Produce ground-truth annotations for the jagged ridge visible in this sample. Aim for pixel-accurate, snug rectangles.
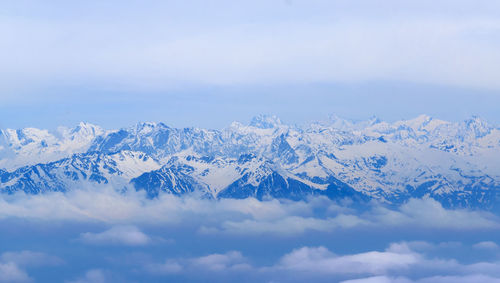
[0,115,499,208]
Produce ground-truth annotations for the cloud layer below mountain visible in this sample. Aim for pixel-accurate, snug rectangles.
[1,188,500,282]
[0,187,498,233]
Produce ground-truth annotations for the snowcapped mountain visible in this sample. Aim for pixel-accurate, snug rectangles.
[0,122,105,169]
[0,151,159,194]
[0,115,499,208]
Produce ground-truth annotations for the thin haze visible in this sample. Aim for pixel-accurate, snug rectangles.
[1,0,500,129]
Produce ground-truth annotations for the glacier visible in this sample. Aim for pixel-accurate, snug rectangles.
[0,114,499,209]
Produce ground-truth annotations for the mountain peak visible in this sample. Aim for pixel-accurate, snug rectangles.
[367,115,382,125]
[60,122,105,140]
[396,114,433,131]
[327,114,351,128]
[133,122,169,134]
[326,114,381,131]
[74,121,102,132]
[1,115,500,208]
[408,114,432,124]
[249,115,282,129]
[463,116,491,137]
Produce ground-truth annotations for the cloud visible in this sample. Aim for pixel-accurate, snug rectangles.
[144,260,183,275]
[341,275,500,283]
[371,198,500,229]
[0,187,312,225]
[414,275,500,283]
[269,242,500,282]
[275,246,419,275]
[202,198,500,235]
[0,250,62,283]
[0,239,497,282]
[66,269,107,283]
[191,251,251,271]
[207,214,369,236]
[0,251,63,267]
[341,276,410,283]
[473,241,500,250]
[0,262,31,283]
[144,251,251,276]
[0,189,498,237]
[138,241,500,282]
[78,226,151,246]
[1,188,500,282]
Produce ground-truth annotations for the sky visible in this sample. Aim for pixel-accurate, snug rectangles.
[3,3,500,281]
[2,0,500,129]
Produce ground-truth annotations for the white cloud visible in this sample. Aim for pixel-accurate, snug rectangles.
[203,198,500,235]
[0,189,498,236]
[276,246,419,275]
[0,251,63,267]
[209,214,368,236]
[342,275,500,283]
[1,190,500,281]
[139,241,500,281]
[0,250,61,283]
[415,275,500,283]
[144,251,251,276]
[191,251,251,271]
[0,262,31,283]
[66,269,107,283]
[144,260,183,275]
[271,242,500,281]
[341,276,411,283]
[78,225,150,246]
[473,241,500,250]
[0,187,312,225]
[372,198,500,229]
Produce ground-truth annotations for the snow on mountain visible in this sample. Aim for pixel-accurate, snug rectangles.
[0,150,160,194]
[57,122,105,151]
[89,122,224,161]
[0,115,499,208]
[249,114,283,129]
[0,122,104,169]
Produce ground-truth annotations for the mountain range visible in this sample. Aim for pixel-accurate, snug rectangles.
[1,114,499,208]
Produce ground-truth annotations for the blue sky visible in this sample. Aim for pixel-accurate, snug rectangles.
[2,0,500,129]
